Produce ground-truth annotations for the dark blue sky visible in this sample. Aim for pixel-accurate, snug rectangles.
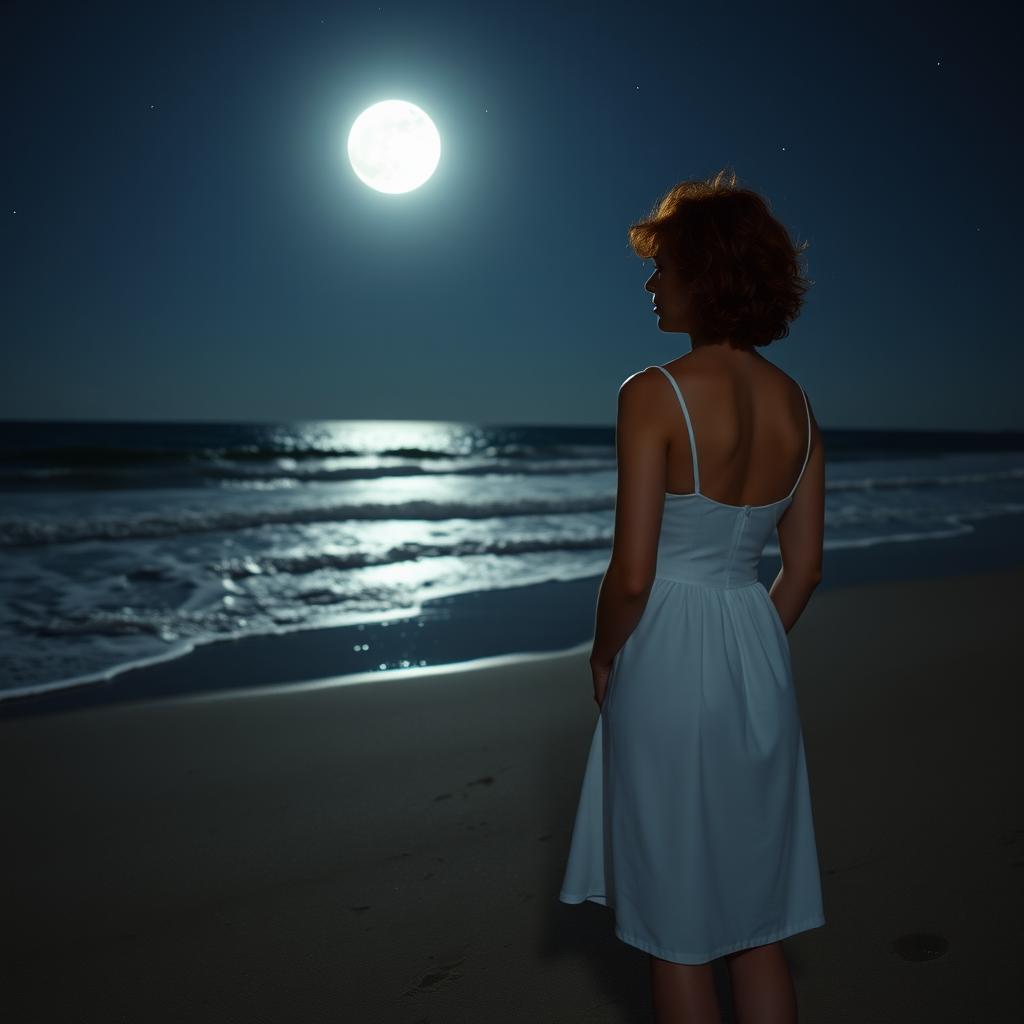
[4,2,1019,430]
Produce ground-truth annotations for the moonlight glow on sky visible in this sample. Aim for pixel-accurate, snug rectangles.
[2,3,1019,428]
[347,99,441,194]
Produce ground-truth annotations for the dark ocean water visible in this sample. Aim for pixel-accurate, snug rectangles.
[2,418,1023,707]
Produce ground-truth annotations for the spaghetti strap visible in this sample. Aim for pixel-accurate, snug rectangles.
[786,384,812,500]
[650,365,701,494]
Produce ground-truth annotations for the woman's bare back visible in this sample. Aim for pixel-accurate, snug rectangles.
[655,350,814,508]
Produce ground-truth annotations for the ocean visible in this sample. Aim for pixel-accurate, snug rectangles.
[2,418,1024,711]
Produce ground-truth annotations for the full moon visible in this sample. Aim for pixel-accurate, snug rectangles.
[347,100,441,194]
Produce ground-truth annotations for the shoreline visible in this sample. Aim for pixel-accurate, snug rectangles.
[5,503,1024,717]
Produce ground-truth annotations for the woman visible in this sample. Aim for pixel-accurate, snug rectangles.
[558,168,827,1024]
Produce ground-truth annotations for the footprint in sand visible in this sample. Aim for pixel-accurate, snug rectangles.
[404,955,467,996]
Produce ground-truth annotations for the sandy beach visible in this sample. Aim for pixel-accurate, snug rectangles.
[2,566,1022,1023]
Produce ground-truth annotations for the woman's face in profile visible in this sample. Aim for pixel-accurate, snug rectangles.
[643,255,689,333]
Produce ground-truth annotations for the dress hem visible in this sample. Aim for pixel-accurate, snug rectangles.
[558,891,825,964]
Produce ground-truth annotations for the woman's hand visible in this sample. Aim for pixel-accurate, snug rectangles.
[590,655,614,709]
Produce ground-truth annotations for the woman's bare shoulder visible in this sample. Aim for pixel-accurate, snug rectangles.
[618,365,666,392]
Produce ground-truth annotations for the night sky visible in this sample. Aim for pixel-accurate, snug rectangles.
[4,2,1019,430]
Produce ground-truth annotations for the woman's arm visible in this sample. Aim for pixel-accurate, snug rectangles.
[590,369,666,665]
[590,564,651,666]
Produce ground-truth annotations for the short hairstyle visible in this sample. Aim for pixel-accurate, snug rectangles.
[627,167,813,348]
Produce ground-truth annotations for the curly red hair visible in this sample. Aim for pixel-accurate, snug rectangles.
[627,167,813,348]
